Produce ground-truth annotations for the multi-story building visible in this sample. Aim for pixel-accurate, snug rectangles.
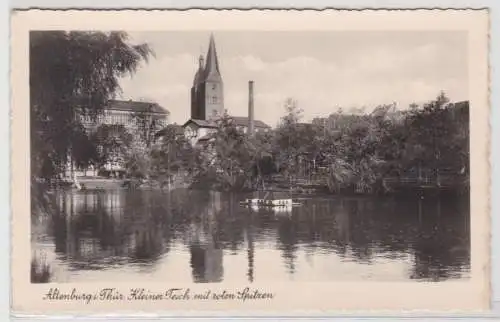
[72,99,169,176]
[80,99,169,132]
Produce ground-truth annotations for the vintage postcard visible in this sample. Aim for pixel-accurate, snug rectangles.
[11,8,490,316]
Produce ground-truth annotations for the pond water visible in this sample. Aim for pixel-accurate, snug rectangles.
[31,188,470,283]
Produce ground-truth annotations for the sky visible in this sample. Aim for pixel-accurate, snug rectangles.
[118,31,468,127]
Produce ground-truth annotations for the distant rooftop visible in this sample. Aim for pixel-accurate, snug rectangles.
[182,119,219,129]
[182,116,270,129]
[155,124,184,138]
[229,116,270,129]
[106,99,169,115]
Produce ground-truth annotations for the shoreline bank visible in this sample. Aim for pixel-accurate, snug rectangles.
[43,176,469,198]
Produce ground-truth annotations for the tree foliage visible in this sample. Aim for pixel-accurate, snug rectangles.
[31,31,153,218]
[184,93,468,194]
[90,124,133,171]
[119,92,469,195]
[149,124,195,186]
[30,31,154,180]
[131,105,167,149]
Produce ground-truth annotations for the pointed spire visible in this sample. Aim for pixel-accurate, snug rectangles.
[204,33,222,81]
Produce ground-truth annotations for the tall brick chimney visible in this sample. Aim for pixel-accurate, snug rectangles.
[248,80,255,136]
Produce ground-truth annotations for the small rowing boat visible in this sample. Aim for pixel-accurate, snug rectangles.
[239,190,302,209]
[240,198,301,208]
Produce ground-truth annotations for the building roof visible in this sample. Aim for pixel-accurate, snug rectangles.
[192,34,222,86]
[182,116,271,129]
[106,99,169,115]
[182,118,219,129]
[229,116,270,129]
[203,34,222,82]
[155,124,185,138]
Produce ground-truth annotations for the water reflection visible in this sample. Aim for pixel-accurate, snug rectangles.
[33,189,470,283]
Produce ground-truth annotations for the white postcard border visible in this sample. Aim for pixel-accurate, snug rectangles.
[10,8,491,315]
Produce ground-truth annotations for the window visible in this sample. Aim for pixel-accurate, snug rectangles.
[212,84,216,90]
[212,96,217,104]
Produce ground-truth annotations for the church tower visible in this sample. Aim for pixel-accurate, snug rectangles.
[190,34,224,120]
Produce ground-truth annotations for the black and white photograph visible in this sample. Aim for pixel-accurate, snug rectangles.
[11,9,490,313]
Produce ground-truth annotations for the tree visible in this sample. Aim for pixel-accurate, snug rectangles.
[281,98,303,125]
[250,130,276,186]
[31,31,153,217]
[71,124,99,174]
[212,115,256,190]
[131,104,168,149]
[150,124,195,187]
[403,92,455,179]
[273,98,305,181]
[90,124,133,172]
[189,113,262,190]
[30,31,154,181]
